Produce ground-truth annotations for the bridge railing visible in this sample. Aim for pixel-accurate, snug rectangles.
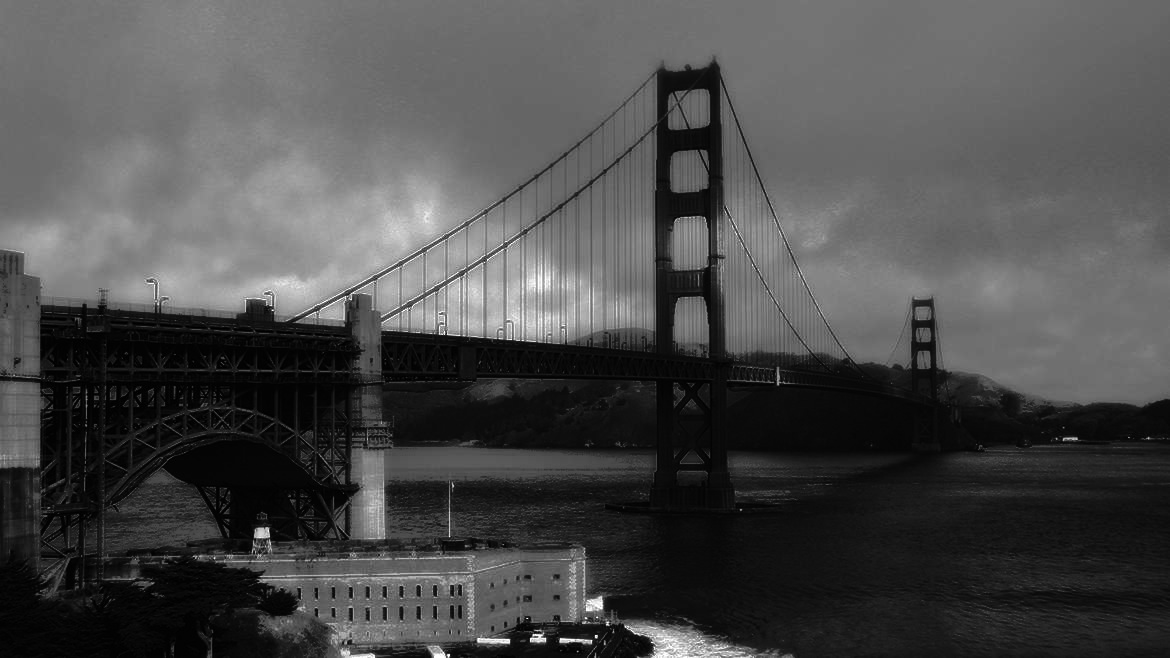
[41,297,346,326]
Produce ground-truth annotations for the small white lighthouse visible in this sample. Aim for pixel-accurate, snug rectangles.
[251,512,272,557]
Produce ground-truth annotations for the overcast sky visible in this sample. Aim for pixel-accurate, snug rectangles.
[2,0,1167,405]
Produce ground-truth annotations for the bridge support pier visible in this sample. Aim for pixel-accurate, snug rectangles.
[0,250,41,567]
[346,294,387,540]
[650,372,735,510]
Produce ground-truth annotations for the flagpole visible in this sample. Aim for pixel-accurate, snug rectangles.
[447,480,453,538]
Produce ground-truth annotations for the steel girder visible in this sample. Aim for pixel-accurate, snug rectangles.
[196,485,350,541]
[39,306,361,554]
[380,332,718,381]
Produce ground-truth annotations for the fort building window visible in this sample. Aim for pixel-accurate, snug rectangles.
[330,608,336,619]
[399,606,404,621]
[523,574,532,581]
[314,608,319,617]
[399,586,405,598]
[348,587,354,599]
[432,605,438,620]
[382,586,388,598]
[553,594,561,601]
[553,615,561,622]
[365,586,371,599]
[432,584,439,597]
[382,607,388,621]
[450,584,455,597]
[365,608,371,622]
[449,605,455,619]
[458,584,464,596]
[416,606,422,620]
[296,587,302,599]
[522,595,532,602]
[314,587,319,600]
[490,604,495,611]
[552,574,560,581]
[416,585,422,597]
[347,608,354,622]
[458,605,463,619]
[331,587,336,599]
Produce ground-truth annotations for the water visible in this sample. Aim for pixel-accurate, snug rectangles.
[105,444,1170,656]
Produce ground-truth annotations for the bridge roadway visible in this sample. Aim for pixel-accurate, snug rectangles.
[41,303,925,403]
[35,302,928,553]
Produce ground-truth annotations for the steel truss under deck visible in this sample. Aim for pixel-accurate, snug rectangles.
[39,305,361,562]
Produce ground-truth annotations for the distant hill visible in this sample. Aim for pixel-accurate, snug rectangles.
[382,360,1170,449]
[940,369,1074,411]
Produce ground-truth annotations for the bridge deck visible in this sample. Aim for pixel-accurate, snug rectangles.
[39,306,927,403]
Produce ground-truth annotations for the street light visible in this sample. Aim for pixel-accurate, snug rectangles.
[263,289,275,312]
[158,296,170,311]
[437,311,447,335]
[144,277,159,311]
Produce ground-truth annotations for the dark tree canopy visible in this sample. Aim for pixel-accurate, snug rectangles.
[258,587,301,616]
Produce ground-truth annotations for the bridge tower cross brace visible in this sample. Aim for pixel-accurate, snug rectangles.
[650,63,735,510]
[910,297,942,451]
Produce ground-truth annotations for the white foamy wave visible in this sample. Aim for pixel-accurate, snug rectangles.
[624,619,794,658]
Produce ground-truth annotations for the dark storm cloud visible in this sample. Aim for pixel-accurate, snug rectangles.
[1,0,1167,403]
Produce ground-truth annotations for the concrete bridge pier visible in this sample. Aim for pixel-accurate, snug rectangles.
[1,250,41,566]
[345,294,387,540]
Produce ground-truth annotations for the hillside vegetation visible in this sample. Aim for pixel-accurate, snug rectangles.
[385,363,1169,449]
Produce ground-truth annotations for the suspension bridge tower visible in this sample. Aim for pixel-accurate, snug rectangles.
[910,297,941,451]
[650,63,736,510]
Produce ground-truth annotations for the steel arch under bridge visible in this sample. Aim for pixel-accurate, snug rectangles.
[40,403,356,553]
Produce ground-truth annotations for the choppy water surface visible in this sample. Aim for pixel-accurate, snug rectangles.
[109,445,1170,656]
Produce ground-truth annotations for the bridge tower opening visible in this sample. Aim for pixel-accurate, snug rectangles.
[650,63,735,510]
[910,297,941,452]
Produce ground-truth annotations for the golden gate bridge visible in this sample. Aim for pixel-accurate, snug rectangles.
[0,62,948,578]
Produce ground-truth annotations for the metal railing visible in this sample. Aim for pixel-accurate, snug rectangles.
[40,296,345,326]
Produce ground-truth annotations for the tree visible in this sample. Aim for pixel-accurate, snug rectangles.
[258,587,301,616]
[0,558,46,654]
[0,559,121,658]
[139,556,268,658]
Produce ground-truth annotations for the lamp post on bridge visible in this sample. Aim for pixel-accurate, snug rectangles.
[263,289,275,313]
[158,295,170,312]
[144,276,159,313]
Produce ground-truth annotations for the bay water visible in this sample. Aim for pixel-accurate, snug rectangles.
[105,444,1170,656]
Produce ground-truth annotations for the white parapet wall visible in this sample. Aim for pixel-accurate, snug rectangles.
[0,250,41,566]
